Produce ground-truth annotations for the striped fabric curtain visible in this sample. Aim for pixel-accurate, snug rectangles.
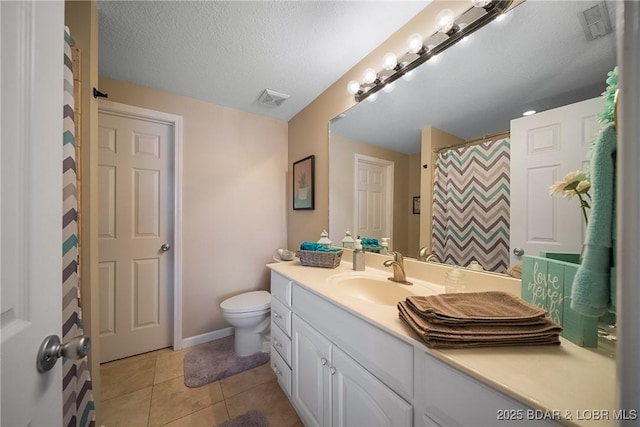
[431,139,510,273]
[63,26,95,427]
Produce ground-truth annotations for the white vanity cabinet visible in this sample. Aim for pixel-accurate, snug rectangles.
[414,352,560,427]
[269,264,613,427]
[292,314,413,427]
[271,270,413,427]
[269,272,293,397]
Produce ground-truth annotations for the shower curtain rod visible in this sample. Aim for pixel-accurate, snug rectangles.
[436,129,510,153]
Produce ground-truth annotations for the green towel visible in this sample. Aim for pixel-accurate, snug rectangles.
[299,242,341,252]
[571,123,616,317]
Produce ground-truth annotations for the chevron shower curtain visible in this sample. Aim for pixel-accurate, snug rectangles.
[63,27,95,427]
[431,139,510,273]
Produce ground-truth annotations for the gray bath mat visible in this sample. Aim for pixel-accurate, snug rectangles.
[184,336,269,387]
[218,410,270,427]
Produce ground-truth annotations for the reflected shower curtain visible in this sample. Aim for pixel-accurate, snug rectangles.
[431,139,510,273]
[63,26,95,427]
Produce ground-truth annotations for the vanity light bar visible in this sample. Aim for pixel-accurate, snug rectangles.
[352,0,514,103]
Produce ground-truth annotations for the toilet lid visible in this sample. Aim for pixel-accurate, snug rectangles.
[220,290,271,313]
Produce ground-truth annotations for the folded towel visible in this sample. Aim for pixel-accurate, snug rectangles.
[299,242,341,252]
[571,123,617,317]
[398,302,559,337]
[398,302,560,339]
[398,301,561,349]
[360,238,379,247]
[405,292,547,325]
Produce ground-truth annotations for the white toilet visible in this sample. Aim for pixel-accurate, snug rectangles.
[220,291,271,356]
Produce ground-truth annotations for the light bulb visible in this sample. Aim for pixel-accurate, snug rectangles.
[363,68,377,84]
[471,0,491,7]
[382,53,397,71]
[347,80,360,95]
[402,70,415,81]
[435,8,456,34]
[522,110,536,116]
[382,81,395,93]
[407,33,423,54]
[367,92,378,102]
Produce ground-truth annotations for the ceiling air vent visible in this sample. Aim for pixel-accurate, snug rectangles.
[578,2,612,41]
[257,89,290,108]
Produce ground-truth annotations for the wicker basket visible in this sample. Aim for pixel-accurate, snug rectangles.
[296,249,343,268]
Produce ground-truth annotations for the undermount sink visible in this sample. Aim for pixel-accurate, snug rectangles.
[327,273,444,306]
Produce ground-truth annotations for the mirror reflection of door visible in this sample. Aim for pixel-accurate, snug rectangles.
[354,154,394,247]
[510,97,603,266]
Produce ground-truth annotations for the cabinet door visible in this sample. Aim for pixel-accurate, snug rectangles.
[332,347,412,427]
[292,315,332,427]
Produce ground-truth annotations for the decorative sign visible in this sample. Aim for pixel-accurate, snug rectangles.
[521,253,598,347]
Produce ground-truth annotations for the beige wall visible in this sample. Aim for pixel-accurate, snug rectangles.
[287,1,471,249]
[407,152,422,257]
[99,78,288,339]
[65,0,101,415]
[419,126,465,251]
[329,133,410,254]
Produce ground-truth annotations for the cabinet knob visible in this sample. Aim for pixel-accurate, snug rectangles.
[273,338,282,348]
[320,357,327,366]
[272,364,282,376]
[329,366,336,375]
[273,312,283,319]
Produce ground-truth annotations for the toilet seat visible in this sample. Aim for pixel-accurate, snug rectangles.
[220,290,271,314]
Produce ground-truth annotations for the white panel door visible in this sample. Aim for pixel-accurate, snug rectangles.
[510,97,603,265]
[98,110,173,362]
[1,1,65,425]
[355,155,393,243]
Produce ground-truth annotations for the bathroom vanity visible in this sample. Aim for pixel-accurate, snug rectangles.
[268,260,616,427]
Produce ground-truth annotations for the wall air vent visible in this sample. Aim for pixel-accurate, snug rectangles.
[578,2,612,41]
[257,89,290,108]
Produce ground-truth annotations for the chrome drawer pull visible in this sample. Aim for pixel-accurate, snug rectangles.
[320,357,327,366]
[273,338,283,348]
[273,312,283,319]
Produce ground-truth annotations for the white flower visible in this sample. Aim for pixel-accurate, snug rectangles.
[549,170,591,225]
[548,170,588,196]
[576,180,590,194]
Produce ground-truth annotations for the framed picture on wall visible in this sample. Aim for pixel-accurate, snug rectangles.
[413,196,421,214]
[293,155,315,210]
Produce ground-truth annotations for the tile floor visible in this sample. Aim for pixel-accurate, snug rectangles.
[100,344,302,427]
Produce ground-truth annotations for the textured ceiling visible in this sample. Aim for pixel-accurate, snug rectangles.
[97,0,430,121]
[331,0,617,154]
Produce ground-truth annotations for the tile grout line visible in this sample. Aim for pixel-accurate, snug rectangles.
[147,352,159,427]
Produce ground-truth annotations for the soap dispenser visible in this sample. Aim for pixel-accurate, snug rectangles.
[380,237,390,255]
[353,239,365,271]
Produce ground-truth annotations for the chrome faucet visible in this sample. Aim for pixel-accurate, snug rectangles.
[383,252,412,285]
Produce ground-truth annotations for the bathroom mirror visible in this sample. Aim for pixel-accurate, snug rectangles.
[329,0,616,270]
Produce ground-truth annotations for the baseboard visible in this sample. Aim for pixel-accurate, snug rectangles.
[180,327,234,349]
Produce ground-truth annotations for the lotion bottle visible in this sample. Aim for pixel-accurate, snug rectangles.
[353,239,365,271]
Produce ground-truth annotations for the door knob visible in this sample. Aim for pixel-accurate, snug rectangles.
[160,243,171,252]
[513,247,525,257]
[37,335,90,373]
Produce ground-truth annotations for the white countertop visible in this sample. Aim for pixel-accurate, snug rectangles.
[267,260,617,427]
